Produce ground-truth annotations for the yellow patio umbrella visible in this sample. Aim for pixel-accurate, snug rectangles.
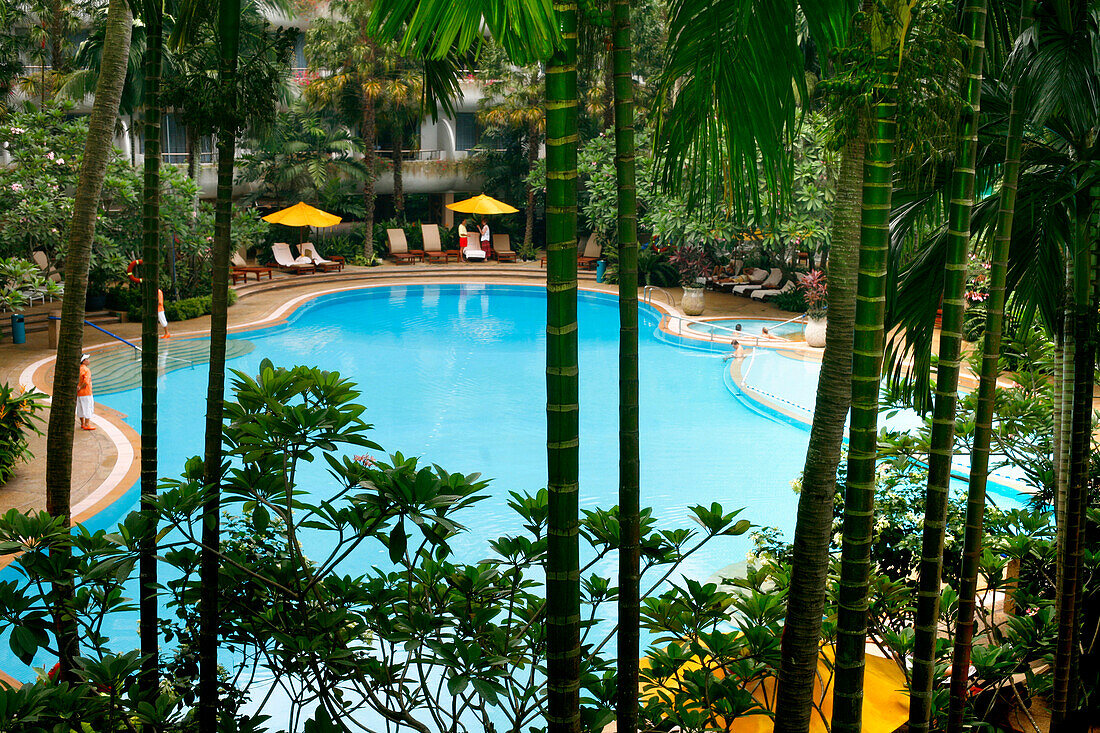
[445,193,519,215]
[262,201,343,228]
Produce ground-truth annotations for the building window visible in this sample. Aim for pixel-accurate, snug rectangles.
[294,34,307,71]
[197,135,214,164]
[162,114,188,164]
[455,112,478,152]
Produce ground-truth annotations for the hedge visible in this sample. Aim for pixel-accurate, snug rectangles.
[127,289,238,323]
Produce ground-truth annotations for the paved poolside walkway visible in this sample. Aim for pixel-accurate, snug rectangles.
[0,261,795,514]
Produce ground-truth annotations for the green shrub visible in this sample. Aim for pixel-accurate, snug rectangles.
[0,384,46,484]
[637,248,678,287]
[126,289,238,323]
[771,288,808,313]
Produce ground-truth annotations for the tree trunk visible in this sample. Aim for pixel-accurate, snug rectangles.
[545,3,581,731]
[1050,190,1096,733]
[139,0,163,703]
[602,31,614,131]
[774,131,863,733]
[612,1,639,731]
[910,3,989,729]
[392,122,405,218]
[186,125,198,180]
[524,121,539,249]
[43,0,131,682]
[361,94,377,258]
[199,0,240,727]
[946,5,1030,729]
[832,85,897,733]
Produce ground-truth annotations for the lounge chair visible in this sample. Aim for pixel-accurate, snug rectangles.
[421,226,449,264]
[300,242,344,272]
[32,251,62,284]
[461,234,487,261]
[576,235,602,269]
[492,234,517,262]
[732,267,782,296]
[751,279,795,300]
[31,251,62,302]
[387,229,421,264]
[707,260,743,290]
[271,243,316,274]
[422,224,458,263]
[230,251,274,284]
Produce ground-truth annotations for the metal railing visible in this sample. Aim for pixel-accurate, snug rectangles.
[48,316,195,368]
[642,286,675,307]
[664,312,807,350]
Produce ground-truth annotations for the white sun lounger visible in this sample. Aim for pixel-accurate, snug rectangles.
[732,267,782,295]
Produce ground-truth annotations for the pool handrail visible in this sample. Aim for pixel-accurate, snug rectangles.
[48,315,195,368]
[643,285,675,307]
[666,314,775,349]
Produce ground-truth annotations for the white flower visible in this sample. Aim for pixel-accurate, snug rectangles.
[55,158,65,165]
[46,151,54,160]
[10,183,22,192]
[9,127,25,135]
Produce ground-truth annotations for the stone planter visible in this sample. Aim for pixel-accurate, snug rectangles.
[804,316,827,348]
[681,286,705,316]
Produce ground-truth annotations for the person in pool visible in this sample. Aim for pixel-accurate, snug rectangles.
[723,339,746,361]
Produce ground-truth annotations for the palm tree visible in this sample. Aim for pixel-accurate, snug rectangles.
[832,85,899,733]
[198,0,241,726]
[42,0,132,680]
[654,3,858,730]
[376,58,422,218]
[237,103,367,204]
[775,131,862,733]
[908,2,989,729]
[543,4,581,730]
[304,5,384,256]
[611,0,640,731]
[479,64,544,250]
[945,4,1033,731]
[138,0,163,702]
[888,5,1098,724]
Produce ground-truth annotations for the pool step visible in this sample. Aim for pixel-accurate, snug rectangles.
[75,338,256,396]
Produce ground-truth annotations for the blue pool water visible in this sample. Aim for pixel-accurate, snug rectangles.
[1,284,1027,686]
[0,284,820,678]
[683,318,805,339]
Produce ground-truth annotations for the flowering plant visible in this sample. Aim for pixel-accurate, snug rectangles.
[667,243,714,287]
[964,253,990,304]
[798,269,828,318]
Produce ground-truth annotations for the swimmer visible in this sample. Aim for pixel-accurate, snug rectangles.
[723,339,746,361]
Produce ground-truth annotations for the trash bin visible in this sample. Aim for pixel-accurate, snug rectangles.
[596,260,607,283]
[10,313,25,344]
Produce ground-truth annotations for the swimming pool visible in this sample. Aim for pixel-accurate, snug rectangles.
[2,283,1027,686]
[683,318,805,340]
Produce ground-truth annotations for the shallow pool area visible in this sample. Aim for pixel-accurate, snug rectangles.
[683,317,806,340]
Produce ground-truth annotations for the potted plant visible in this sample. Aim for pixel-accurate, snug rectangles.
[799,269,828,347]
[668,243,713,315]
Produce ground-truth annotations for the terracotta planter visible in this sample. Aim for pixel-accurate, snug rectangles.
[681,286,705,316]
[804,316,827,348]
